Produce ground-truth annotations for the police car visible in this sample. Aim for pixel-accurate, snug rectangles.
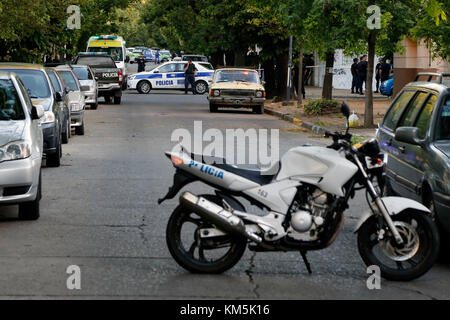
[127,61,214,94]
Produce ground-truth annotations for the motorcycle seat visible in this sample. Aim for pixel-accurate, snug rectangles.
[190,152,279,185]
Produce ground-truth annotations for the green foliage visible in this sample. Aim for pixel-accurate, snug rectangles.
[0,0,135,62]
[304,99,340,115]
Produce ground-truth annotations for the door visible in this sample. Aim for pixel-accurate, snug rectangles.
[392,91,432,199]
[154,63,178,89]
[379,89,416,196]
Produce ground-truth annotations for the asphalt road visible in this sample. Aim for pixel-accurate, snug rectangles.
[0,87,449,299]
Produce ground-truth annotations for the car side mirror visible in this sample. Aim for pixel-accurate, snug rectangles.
[55,92,63,102]
[31,105,45,120]
[80,85,90,92]
[395,127,422,146]
[154,70,159,73]
[126,56,130,63]
[95,77,99,81]
[261,80,266,86]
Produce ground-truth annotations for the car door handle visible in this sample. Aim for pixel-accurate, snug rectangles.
[399,146,406,153]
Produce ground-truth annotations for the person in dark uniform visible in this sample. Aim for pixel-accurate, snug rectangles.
[351,58,359,94]
[184,59,197,94]
[137,53,146,73]
[357,55,368,95]
[380,59,392,82]
[375,58,383,93]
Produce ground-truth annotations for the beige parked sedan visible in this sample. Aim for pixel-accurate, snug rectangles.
[207,68,266,114]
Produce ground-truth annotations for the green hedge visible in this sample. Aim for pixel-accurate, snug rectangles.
[304,99,340,115]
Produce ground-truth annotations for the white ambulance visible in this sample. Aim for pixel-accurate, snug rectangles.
[86,35,129,89]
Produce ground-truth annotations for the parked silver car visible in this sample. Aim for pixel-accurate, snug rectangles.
[0,71,44,220]
[55,65,86,135]
[72,65,98,110]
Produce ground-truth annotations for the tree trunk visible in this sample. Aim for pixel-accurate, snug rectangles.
[298,46,304,105]
[322,51,334,100]
[365,30,376,127]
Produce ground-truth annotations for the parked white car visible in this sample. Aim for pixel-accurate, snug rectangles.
[0,71,44,220]
[127,61,214,95]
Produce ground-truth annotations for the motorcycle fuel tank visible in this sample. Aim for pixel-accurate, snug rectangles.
[276,146,358,197]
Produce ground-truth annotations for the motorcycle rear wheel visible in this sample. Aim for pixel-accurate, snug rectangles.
[357,210,440,281]
[166,195,247,274]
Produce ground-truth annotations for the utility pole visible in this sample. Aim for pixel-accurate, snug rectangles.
[286,35,293,102]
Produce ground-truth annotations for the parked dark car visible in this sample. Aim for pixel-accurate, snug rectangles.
[377,72,450,240]
[0,63,64,167]
[72,53,122,104]
[46,68,71,144]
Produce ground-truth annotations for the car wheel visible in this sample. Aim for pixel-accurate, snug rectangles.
[137,81,151,94]
[114,96,122,105]
[90,102,98,110]
[195,81,207,95]
[209,103,218,113]
[75,121,85,136]
[62,118,69,144]
[46,132,61,167]
[18,170,41,221]
[104,95,112,104]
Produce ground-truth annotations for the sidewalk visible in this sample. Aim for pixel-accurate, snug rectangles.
[265,87,392,139]
[303,86,389,100]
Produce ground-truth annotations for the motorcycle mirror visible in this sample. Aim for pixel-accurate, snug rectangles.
[341,102,350,119]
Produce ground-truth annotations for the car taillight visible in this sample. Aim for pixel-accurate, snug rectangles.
[119,69,123,83]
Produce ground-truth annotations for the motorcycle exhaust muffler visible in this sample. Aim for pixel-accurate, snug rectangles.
[180,192,262,243]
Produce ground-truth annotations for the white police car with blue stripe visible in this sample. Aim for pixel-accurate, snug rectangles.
[127,61,214,95]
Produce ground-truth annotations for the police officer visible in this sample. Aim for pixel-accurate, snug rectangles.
[184,59,197,94]
[137,53,146,73]
[375,58,383,93]
[351,58,359,94]
[357,55,368,95]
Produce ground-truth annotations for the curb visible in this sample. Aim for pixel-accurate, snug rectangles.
[264,107,328,135]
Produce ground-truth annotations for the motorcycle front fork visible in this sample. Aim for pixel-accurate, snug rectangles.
[352,154,404,244]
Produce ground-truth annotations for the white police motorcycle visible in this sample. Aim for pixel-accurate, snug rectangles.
[159,103,440,281]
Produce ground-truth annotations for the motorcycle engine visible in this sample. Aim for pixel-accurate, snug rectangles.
[288,189,330,241]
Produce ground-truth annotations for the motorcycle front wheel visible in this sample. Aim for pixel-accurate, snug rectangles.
[357,210,440,281]
[166,195,247,274]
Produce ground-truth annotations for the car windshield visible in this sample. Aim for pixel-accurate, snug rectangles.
[436,96,450,141]
[160,51,170,56]
[2,69,51,99]
[77,56,116,68]
[58,71,79,91]
[0,79,25,121]
[214,70,259,83]
[87,47,123,61]
[73,67,92,80]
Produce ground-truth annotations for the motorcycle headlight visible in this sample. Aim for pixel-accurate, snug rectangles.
[70,103,82,112]
[41,111,55,124]
[256,91,264,98]
[0,141,31,162]
[213,90,220,97]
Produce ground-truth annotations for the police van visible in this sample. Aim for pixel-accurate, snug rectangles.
[87,35,129,89]
[127,61,214,94]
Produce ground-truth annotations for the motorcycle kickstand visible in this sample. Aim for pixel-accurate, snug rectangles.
[300,250,312,274]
